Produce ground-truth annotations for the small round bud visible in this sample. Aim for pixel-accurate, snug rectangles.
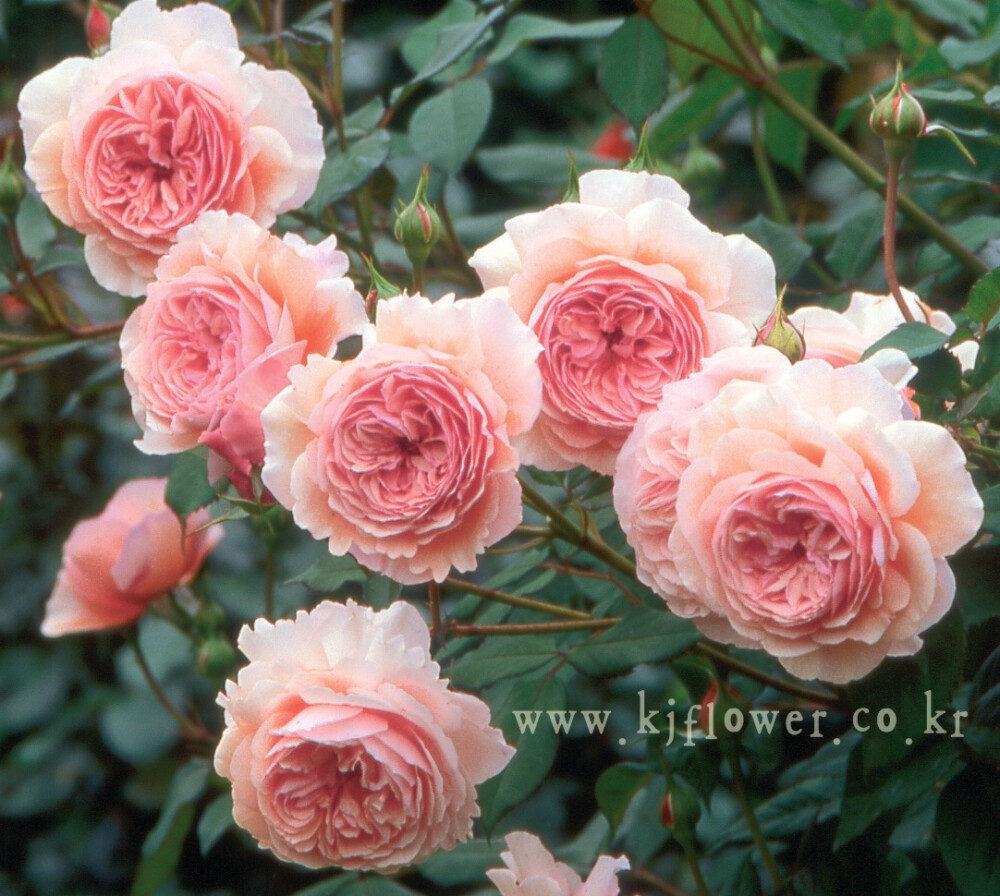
[198,637,237,681]
[869,62,926,161]
[394,166,441,270]
[754,291,805,363]
[661,783,701,849]
[85,0,117,53]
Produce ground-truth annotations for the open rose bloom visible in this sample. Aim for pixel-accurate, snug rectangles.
[469,169,777,473]
[42,478,221,636]
[214,600,513,870]
[488,831,630,896]
[616,348,983,683]
[121,211,366,496]
[18,0,323,295]
[262,292,542,584]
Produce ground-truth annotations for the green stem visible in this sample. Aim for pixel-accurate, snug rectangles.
[728,751,787,893]
[681,844,712,896]
[518,474,638,579]
[674,0,988,278]
[443,576,593,620]
[883,156,916,322]
[448,618,616,636]
[128,635,208,739]
[695,642,842,707]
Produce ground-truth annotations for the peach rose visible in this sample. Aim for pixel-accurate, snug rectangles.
[120,211,366,497]
[469,169,777,473]
[214,599,514,870]
[487,832,630,896]
[616,353,983,683]
[791,287,977,370]
[18,0,323,296]
[42,478,221,636]
[261,292,541,584]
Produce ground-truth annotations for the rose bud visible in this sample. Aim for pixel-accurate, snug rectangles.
[394,166,441,269]
[869,61,926,161]
[754,291,805,363]
[85,0,117,52]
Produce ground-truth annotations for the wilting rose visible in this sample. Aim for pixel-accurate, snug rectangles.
[42,478,221,636]
[120,211,366,497]
[617,353,982,683]
[791,287,977,370]
[18,0,323,295]
[487,831,630,896]
[469,168,777,473]
[262,292,541,584]
[214,600,513,870]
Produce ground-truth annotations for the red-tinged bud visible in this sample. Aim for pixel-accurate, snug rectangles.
[394,165,441,270]
[698,681,719,733]
[1,293,29,325]
[754,289,805,363]
[869,61,926,161]
[661,783,701,850]
[659,790,674,829]
[86,0,118,53]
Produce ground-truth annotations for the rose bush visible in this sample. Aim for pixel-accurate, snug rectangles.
[42,477,221,635]
[261,291,541,584]
[214,599,513,870]
[487,831,630,896]
[616,349,983,683]
[120,210,366,496]
[17,0,323,295]
[469,168,777,474]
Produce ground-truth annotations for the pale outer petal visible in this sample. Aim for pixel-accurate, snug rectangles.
[469,233,522,291]
[18,57,90,151]
[578,168,690,216]
[110,0,240,56]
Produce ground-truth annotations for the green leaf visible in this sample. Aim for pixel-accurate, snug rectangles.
[740,215,813,280]
[408,80,492,174]
[400,0,477,76]
[165,452,216,519]
[289,555,368,593]
[968,328,1000,389]
[309,130,391,213]
[197,792,234,856]
[0,370,13,404]
[966,266,1000,325]
[918,216,1000,275]
[650,68,739,156]
[910,348,962,400]
[720,855,763,896]
[936,764,1000,896]
[15,194,56,260]
[364,572,402,611]
[131,759,208,896]
[476,676,566,832]
[909,0,985,31]
[940,24,1000,70]
[446,635,559,690]
[595,762,654,832]
[825,193,883,279]
[564,607,699,677]
[755,0,847,67]
[419,838,502,885]
[476,144,604,186]
[646,0,747,84]
[597,16,670,130]
[338,878,422,896]
[489,14,623,63]
[98,692,179,764]
[860,321,949,361]
[764,67,822,175]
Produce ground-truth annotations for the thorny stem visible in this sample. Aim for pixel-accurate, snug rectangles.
[883,157,916,322]
[443,576,593,621]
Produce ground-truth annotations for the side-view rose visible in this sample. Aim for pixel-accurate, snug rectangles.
[214,600,514,870]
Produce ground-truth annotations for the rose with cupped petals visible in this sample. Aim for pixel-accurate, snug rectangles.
[616,351,983,683]
[469,169,777,474]
[42,478,221,636]
[214,599,514,870]
[487,831,630,896]
[120,211,366,497]
[18,0,323,296]
[262,292,541,584]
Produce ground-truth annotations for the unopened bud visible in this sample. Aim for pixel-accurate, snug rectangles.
[661,783,701,849]
[198,637,237,681]
[754,290,805,363]
[0,140,25,221]
[869,61,926,161]
[394,165,441,269]
[85,0,117,53]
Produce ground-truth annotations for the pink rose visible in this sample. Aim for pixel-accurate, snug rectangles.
[469,169,777,474]
[18,0,323,296]
[261,292,541,584]
[214,599,514,870]
[42,478,221,636]
[616,352,983,683]
[120,211,366,498]
[791,288,977,370]
[487,832,630,896]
